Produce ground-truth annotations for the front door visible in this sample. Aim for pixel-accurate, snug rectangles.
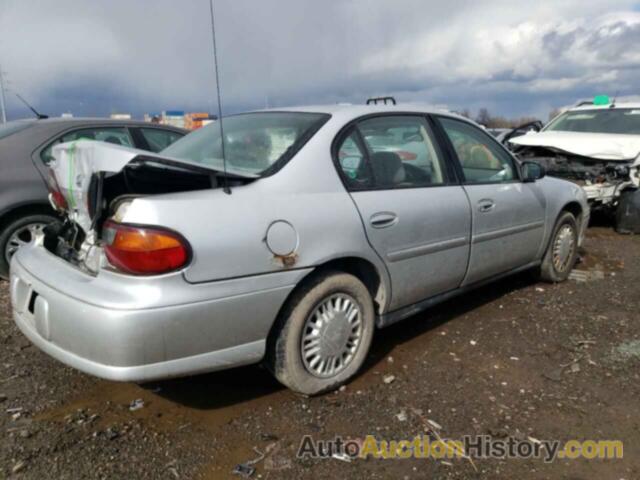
[335,115,471,311]
[436,116,546,285]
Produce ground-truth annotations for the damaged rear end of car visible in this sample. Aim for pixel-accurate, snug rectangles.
[9,141,270,382]
[43,140,253,276]
[9,111,332,383]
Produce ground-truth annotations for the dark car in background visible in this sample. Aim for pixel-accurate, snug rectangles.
[0,118,186,278]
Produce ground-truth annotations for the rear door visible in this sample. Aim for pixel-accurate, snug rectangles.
[335,115,471,311]
[435,116,546,285]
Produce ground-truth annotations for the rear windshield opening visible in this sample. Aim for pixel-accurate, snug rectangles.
[160,111,330,177]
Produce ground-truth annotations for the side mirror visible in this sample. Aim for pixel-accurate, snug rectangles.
[521,161,545,182]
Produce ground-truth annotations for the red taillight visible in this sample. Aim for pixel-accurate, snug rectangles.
[103,221,190,275]
[47,171,68,211]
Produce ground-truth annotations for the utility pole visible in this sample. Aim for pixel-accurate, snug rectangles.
[0,64,6,123]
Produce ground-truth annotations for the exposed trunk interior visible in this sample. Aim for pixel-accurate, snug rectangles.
[98,159,254,228]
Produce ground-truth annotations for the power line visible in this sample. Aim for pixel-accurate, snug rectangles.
[0,64,7,123]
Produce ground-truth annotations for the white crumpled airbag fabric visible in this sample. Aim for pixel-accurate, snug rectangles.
[49,140,139,233]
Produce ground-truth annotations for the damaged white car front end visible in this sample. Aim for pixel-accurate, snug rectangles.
[509,103,640,232]
[511,130,640,207]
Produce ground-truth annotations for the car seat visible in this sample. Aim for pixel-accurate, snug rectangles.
[370,151,406,187]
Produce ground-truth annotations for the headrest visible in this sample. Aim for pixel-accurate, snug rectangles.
[370,151,406,186]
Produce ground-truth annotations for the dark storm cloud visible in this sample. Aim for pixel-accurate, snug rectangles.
[0,0,639,120]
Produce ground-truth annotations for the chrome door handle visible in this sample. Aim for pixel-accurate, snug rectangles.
[370,212,398,229]
[477,199,495,213]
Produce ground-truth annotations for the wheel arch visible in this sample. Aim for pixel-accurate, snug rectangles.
[0,201,58,278]
[0,201,56,233]
[560,201,583,223]
[309,256,387,314]
[539,200,584,263]
[265,256,388,360]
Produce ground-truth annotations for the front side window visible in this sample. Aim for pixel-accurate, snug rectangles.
[336,115,446,190]
[138,128,183,152]
[41,127,133,164]
[545,108,640,135]
[161,112,330,177]
[439,117,516,184]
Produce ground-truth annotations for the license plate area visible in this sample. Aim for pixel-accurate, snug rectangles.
[11,277,50,340]
[28,291,39,315]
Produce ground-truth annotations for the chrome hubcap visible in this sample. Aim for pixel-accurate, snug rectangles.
[301,293,363,378]
[552,224,576,272]
[4,222,47,264]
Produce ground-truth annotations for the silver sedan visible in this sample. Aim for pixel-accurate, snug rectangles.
[10,104,589,395]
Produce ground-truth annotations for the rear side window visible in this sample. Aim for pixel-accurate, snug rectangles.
[161,112,330,177]
[41,127,134,164]
[336,115,447,190]
[438,117,516,184]
[138,128,183,153]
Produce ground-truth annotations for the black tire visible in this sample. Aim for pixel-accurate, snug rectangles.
[538,211,578,283]
[615,189,640,234]
[0,213,58,280]
[267,271,375,395]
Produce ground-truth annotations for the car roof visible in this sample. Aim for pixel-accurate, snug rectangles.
[5,117,187,131]
[245,103,474,126]
[0,118,189,155]
[569,102,640,111]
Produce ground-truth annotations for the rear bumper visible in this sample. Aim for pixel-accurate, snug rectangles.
[10,246,310,382]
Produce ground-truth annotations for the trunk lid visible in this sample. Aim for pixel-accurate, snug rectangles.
[49,140,252,234]
[46,140,254,273]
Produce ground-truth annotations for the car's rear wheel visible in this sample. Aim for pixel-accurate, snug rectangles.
[538,211,578,283]
[0,213,57,280]
[268,271,375,395]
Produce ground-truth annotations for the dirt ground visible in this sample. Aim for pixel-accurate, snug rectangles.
[1,227,639,479]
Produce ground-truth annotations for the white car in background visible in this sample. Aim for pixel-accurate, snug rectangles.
[510,98,640,232]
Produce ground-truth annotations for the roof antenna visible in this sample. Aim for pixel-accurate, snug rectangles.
[208,0,230,194]
[15,93,48,119]
[610,89,619,108]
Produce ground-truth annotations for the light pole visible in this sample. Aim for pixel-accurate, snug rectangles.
[0,64,6,123]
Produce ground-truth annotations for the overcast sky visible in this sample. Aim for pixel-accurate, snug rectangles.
[1,0,639,121]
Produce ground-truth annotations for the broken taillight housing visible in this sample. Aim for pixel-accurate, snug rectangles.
[102,221,190,275]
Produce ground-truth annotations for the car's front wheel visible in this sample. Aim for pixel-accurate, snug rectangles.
[538,211,579,283]
[268,271,375,395]
[0,213,58,280]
